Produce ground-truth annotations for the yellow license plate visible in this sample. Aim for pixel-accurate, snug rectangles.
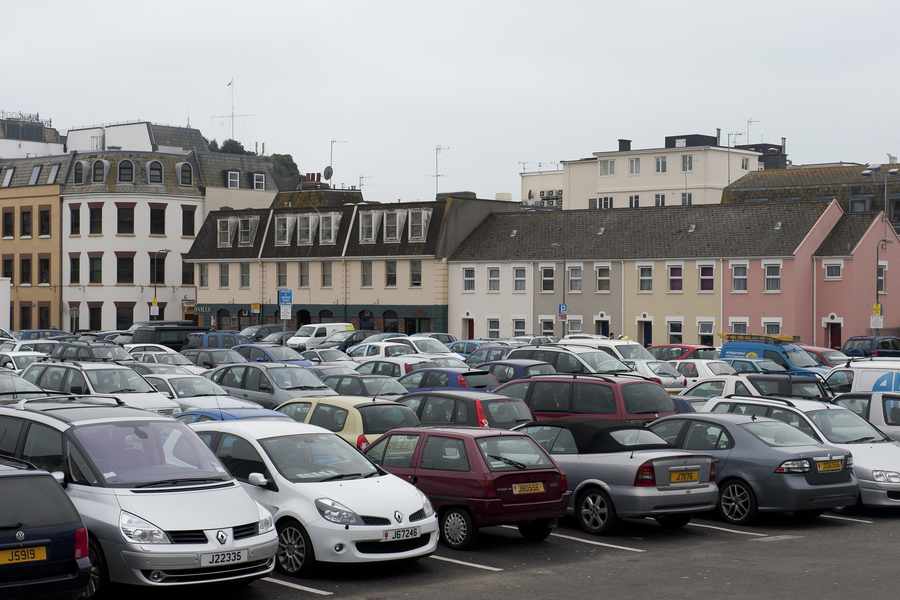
[670,470,700,483]
[512,482,545,495]
[817,459,843,473]
[1,546,47,564]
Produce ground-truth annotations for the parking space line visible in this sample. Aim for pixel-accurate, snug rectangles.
[430,555,504,572]
[687,522,768,537]
[822,514,874,524]
[262,577,334,596]
[548,531,647,553]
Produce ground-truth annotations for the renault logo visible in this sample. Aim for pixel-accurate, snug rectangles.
[15,531,24,541]
[216,530,227,545]
[394,511,403,524]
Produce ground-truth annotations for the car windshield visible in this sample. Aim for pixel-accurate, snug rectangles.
[808,409,890,443]
[211,350,246,365]
[170,377,226,398]
[0,474,81,526]
[695,349,719,359]
[623,382,676,413]
[262,333,288,343]
[239,326,260,337]
[743,421,819,447]
[358,404,420,433]
[483,399,533,428]
[579,351,630,373]
[294,325,317,337]
[0,373,44,396]
[757,360,787,372]
[820,351,849,367]
[647,361,679,377]
[708,362,736,375]
[326,330,356,342]
[785,348,819,368]
[85,369,155,393]
[318,349,350,361]
[268,367,328,390]
[477,435,553,471]
[73,421,229,487]
[260,433,377,482]
[526,363,556,376]
[156,354,193,366]
[265,346,303,361]
[617,344,654,360]
[361,379,408,396]
[92,346,131,360]
[12,355,43,370]
[791,382,825,399]
[411,338,451,353]
[609,429,670,447]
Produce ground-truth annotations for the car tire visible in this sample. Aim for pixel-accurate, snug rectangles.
[81,537,108,599]
[517,519,554,542]
[276,519,315,576]
[440,508,476,550]
[576,487,619,535]
[718,479,758,525]
[655,514,691,530]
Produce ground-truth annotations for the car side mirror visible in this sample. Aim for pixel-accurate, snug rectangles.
[51,471,67,487]
[70,387,84,395]
[248,472,269,488]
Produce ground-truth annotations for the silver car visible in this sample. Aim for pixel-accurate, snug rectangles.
[630,360,686,392]
[142,373,261,412]
[206,362,336,409]
[517,422,718,534]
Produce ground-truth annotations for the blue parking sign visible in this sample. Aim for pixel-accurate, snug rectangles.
[558,303,567,316]
[278,288,292,306]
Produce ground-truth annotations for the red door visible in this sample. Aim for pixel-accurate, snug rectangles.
[828,323,842,350]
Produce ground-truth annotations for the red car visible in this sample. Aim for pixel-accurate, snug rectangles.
[366,427,568,549]
[798,344,850,367]
[648,344,718,361]
[493,374,677,423]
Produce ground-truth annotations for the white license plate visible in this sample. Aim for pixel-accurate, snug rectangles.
[201,549,247,567]
[382,527,420,542]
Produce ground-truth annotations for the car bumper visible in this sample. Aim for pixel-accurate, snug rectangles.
[598,484,719,518]
[858,478,900,507]
[756,476,859,512]
[1,557,91,597]
[466,493,570,527]
[108,533,278,586]
[309,517,439,564]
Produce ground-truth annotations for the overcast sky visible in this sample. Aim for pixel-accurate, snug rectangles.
[4,1,899,201]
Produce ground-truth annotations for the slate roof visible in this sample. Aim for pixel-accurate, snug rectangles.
[62,151,202,197]
[0,154,73,188]
[814,213,879,257]
[344,201,445,257]
[449,200,832,261]
[184,208,271,260]
[149,124,209,152]
[727,165,880,192]
[194,152,278,192]
[263,205,356,259]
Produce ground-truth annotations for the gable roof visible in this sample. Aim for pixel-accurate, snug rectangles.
[0,154,72,188]
[450,200,831,262]
[815,213,880,257]
[194,152,278,191]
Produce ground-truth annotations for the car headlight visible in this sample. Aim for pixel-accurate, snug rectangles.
[119,511,169,544]
[256,503,275,534]
[315,498,362,525]
[421,493,434,518]
[872,470,900,483]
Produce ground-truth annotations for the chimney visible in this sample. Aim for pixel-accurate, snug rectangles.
[781,137,787,154]
[618,139,631,152]
[262,142,265,155]
[716,128,722,145]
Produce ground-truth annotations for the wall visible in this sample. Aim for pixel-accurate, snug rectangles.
[205,186,277,212]
[65,128,105,152]
[520,170,564,204]
[448,262,533,338]
[532,260,623,337]
[0,139,65,158]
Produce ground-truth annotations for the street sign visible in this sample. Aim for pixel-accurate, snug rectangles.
[873,304,883,316]
[871,315,885,329]
[149,305,159,317]
[251,303,261,314]
[558,303,567,316]
[280,304,292,320]
[278,288,293,306]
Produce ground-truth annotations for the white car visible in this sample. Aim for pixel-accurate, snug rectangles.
[347,342,415,362]
[668,359,736,385]
[132,351,207,375]
[287,323,355,351]
[386,336,465,361]
[125,343,178,354]
[680,374,829,408]
[354,355,434,377]
[142,373,260,412]
[191,420,438,575]
[561,337,655,362]
[0,351,46,374]
[629,359,685,392]
[0,339,59,354]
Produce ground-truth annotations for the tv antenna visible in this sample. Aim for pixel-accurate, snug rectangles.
[358,175,372,189]
[211,77,255,140]
[746,118,759,143]
[433,145,450,197]
[329,139,348,171]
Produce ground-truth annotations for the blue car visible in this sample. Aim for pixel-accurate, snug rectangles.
[176,407,293,423]
[476,359,556,387]
[397,367,498,392]
[232,343,313,366]
[719,334,828,377]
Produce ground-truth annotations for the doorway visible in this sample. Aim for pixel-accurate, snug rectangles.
[637,320,653,346]
[595,319,610,337]
[827,322,842,349]
[462,318,474,340]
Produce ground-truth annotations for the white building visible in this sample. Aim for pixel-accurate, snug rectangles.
[448,261,534,340]
[0,113,65,158]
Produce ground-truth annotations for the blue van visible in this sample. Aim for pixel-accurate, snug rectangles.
[719,334,829,377]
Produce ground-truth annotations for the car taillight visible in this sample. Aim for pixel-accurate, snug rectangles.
[356,434,370,451]
[559,471,568,491]
[457,374,468,387]
[474,400,489,427]
[634,461,656,487]
[649,376,662,384]
[74,527,88,560]
[709,461,717,482]
[404,363,414,374]
[774,459,811,474]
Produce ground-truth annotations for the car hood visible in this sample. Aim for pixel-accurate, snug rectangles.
[115,392,181,412]
[114,482,259,530]
[181,365,208,375]
[178,395,258,410]
[301,474,426,519]
[831,440,900,469]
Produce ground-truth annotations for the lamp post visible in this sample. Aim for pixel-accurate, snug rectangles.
[551,242,566,337]
[861,165,898,336]
[151,249,170,320]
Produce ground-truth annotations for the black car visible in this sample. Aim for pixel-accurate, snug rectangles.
[239,324,286,342]
[842,335,900,358]
[49,342,131,363]
[260,331,293,345]
[0,458,91,598]
[317,329,379,352]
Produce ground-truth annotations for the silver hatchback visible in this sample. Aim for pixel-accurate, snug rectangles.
[206,362,336,409]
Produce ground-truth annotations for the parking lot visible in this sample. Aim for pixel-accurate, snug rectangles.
[116,508,896,600]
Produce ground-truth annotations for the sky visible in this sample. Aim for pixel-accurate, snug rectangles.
[3,0,900,202]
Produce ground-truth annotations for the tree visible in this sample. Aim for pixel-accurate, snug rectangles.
[208,139,219,152]
[219,139,253,155]
[271,153,301,190]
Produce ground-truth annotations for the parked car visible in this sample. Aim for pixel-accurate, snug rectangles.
[629,360,685,392]
[0,371,48,402]
[308,364,359,380]
[0,458,90,598]
[117,361,192,376]
[0,351,46,374]
[823,360,900,394]
[16,328,63,341]
[800,345,850,368]
[678,374,830,407]
[417,332,457,345]
[48,342,132,363]
[564,338,655,363]
[495,374,676,424]
[649,344,719,361]
[316,329,379,353]
[131,351,206,375]
[417,356,469,369]
[720,357,787,374]
[129,323,206,351]
[0,400,279,594]
[185,331,251,350]
[300,348,353,363]
[176,407,293,423]
[232,343,311,366]
[842,336,900,358]
[517,421,718,533]
[506,344,631,375]
[182,348,248,370]
[386,336,464,360]
[239,324,287,342]
[348,342,414,362]
[833,391,900,441]
[0,340,59,355]
[447,339,496,358]
[261,331,293,346]
[287,323,355,351]
[720,335,829,376]
[192,420,437,574]
[397,368,498,392]
[477,359,556,386]
[276,396,419,450]
[321,374,408,398]
[207,363,336,409]
[650,413,858,524]
[366,426,567,549]
[142,373,258,411]
[355,356,434,377]
[510,336,555,346]
[668,359,736,385]
[124,343,178,354]
[464,344,512,367]
[396,390,533,429]
[361,332,407,344]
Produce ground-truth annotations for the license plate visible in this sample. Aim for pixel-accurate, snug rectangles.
[817,459,843,473]
[670,470,700,483]
[1,546,47,564]
[200,549,247,567]
[512,482,545,495]
[382,527,420,542]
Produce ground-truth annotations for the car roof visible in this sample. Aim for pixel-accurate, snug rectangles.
[331,373,393,379]
[745,373,819,382]
[142,373,203,380]
[654,413,776,426]
[280,395,398,409]
[41,361,131,370]
[401,389,513,401]
[482,359,548,367]
[0,401,165,425]
[713,395,840,412]
[2,351,45,356]
[386,425,524,438]
[192,419,331,438]
[652,344,714,349]
[522,373,646,385]
[181,407,284,417]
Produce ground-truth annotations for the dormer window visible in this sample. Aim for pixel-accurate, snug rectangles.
[92,161,105,183]
[74,162,84,184]
[148,161,163,184]
[227,171,240,189]
[298,215,312,245]
[238,218,252,246]
[408,208,430,242]
[217,219,231,248]
[179,163,193,186]
[118,160,134,183]
[384,211,399,242]
[320,213,335,244]
[275,215,290,246]
[359,212,375,243]
[253,173,265,190]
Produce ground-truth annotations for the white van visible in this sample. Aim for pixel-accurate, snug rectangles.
[286,323,354,351]
[824,360,900,394]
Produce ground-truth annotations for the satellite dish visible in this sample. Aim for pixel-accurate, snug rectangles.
[323,165,334,181]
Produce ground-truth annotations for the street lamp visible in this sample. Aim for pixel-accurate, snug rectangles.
[151,249,170,319]
[551,242,566,337]
[862,164,898,336]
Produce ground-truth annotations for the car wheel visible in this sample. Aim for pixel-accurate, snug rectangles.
[655,514,691,530]
[718,479,757,525]
[576,487,619,535]
[276,519,314,576]
[440,508,476,550]
[517,519,554,542]
[81,537,108,599]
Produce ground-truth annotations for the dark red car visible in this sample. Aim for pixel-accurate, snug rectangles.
[365,427,568,549]
[648,344,718,361]
[493,374,677,423]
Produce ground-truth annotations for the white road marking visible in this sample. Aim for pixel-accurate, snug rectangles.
[429,555,504,572]
[497,525,646,553]
[750,535,803,542]
[687,522,768,537]
[822,514,874,524]
[261,577,334,596]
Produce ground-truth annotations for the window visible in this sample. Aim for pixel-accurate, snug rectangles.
[359,212,374,242]
[698,321,715,346]
[148,161,162,184]
[741,157,750,170]
[150,205,166,235]
[2,209,12,237]
[89,255,102,284]
[73,162,84,184]
[681,192,692,206]
[69,255,79,284]
[568,265,582,292]
[541,319,554,336]
[216,434,269,482]
[86,304,101,330]
[628,195,640,208]
[699,264,714,291]
[182,260,194,285]
[199,263,209,287]
[253,173,265,190]
[361,261,373,287]
[238,218,251,246]
[118,160,133,183]
[589,196,613,209]
[764,263,781,291]
[514,267,526,291]
[567,318,583,334]
[419,436,469,472]
[655,156,667,173]
[595,265,610,291]
[89,205,102,235]
[21,422,63,473]
[628,157,640,175]
[409,209,427,241]
[599,159,615,176]
[227,171,240,189]
[513,318,526,337]
[384,212,399,242]
[321,262,333,287]
[878,263,887,293]
[729,319,748,334]
[732,263,748,291]
[668,320,683,344]
[655,193,666,207]
[182,206,196,236]
[849,198,869,213]
[20,208,31,237]
[463,267,475,292]
[36,207,50,237]
[117,255,134,284]
[217,219,230,247]
[683,422,731,451]
[18,303,31,329]
[116,204,134,234]
[46,164,59,184]
[149,254,165,285]
[298,262,309,287]
[38,256,49,285]
[487,319,500,339]
[17,255,31,285]
[298,215,312,244]
[115,303,133,330]
[667,265,682,291]
[29,165,41,185]
[319,213,335,244]
[541,266,555,292]
[68,205,80,235]
[639,265,652,291]
[681,154,693,172]
[240,263,250,288]
[219,263,229,288]
[276,263,287,287]
[487,267,500,292]
[763,320,782,335]
[825,263,842,280]
[92,161,104,183]
[410,259,422,287]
